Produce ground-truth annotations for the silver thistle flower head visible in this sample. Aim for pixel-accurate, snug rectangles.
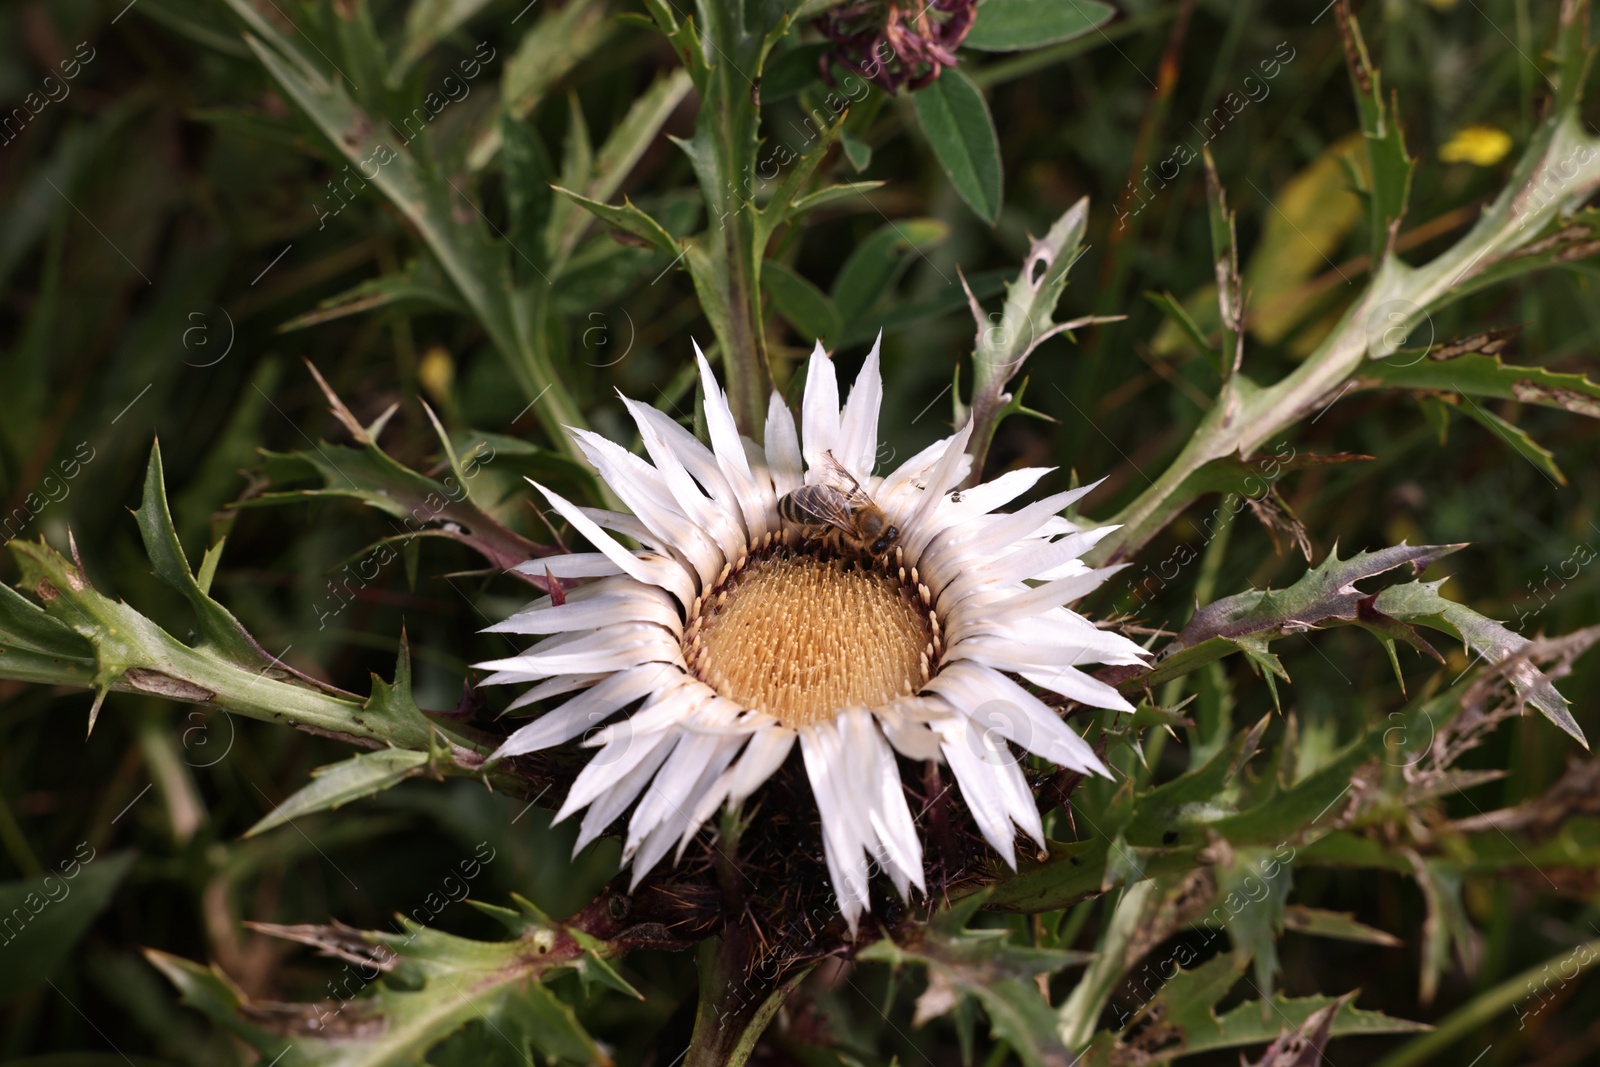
[480,340,1147,932]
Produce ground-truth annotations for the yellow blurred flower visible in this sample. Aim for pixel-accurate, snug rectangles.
[418,344,455,403]
[1440,124,1514,166]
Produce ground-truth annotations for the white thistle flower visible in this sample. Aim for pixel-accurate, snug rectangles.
[479,340,1148,932]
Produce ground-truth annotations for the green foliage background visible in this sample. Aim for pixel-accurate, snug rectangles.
[2,0,1600,1063]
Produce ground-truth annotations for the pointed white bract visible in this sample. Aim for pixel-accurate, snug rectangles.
[481,336,1148,933]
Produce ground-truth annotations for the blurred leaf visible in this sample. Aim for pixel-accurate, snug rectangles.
[1453,394,1566,484]
[964,0,1114,53]
[1146,289,1218,363]
[500,116,555,275]
[912,70,1003,224]
[276,258,467,332]
[840,128,872,171]
[137,0,253,56]
[396,0,496,79]
[1242,134,1366,346]
[1203,148,1243,376]
[1282,906,1401,947]
[763,261,842,344]
[761,42,829,99]
[838,267,1008,346]
[1210,846,1293,1001]
[468,0,612,170]
[831,218,950,328]
[0,852,135,1000]
[1408,857,1477,1007]
[225,0,586,448]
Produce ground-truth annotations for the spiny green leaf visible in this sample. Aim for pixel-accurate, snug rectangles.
[1354,334,1600,418]
[831,217,950,327]
[1170,543,1461,650]
[234,390,550,580]
[135,441,286,673]
[859,893,1089,1067]
[551,186,681,259]
[1372,579,1586,745]
[1334,3,1413,257]
[154,907,616,1066]
[1081,953,1426,1064]
[244,748,431,838]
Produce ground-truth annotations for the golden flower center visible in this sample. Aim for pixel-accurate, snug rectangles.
[684,547,937,729]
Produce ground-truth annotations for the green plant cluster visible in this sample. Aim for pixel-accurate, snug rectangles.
[4,0,1600,1064]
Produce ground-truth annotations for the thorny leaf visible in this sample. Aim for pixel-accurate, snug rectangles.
[1354,331,1600,418]
[1112,543,1587,746]
[234,366,557,587]
[858,893,1091,1067]
[244,748,431,838]
[1335,1,1414,259]
[1406,850,1479,1007]
[146,898,619,1066]
[1080,954,1424,1065]
[961,198,1114,480]
[1239,993,1350,1067]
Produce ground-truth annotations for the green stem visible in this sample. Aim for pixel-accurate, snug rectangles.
[685,0,777,436]
[1090,112,1600,566]
[6,540,491,759]
[685,935,814,1067]
[1372,937,1600,1067]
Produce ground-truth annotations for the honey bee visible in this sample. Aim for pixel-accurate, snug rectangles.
[777,451,900,558]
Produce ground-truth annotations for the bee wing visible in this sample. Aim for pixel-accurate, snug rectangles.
[815,450,873,505]
[794,486,860,533]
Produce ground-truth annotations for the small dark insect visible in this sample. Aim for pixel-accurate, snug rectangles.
[777,451,900,558]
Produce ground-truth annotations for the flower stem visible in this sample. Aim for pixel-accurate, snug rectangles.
[685,934,814,1067]
[681,0,779,436]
